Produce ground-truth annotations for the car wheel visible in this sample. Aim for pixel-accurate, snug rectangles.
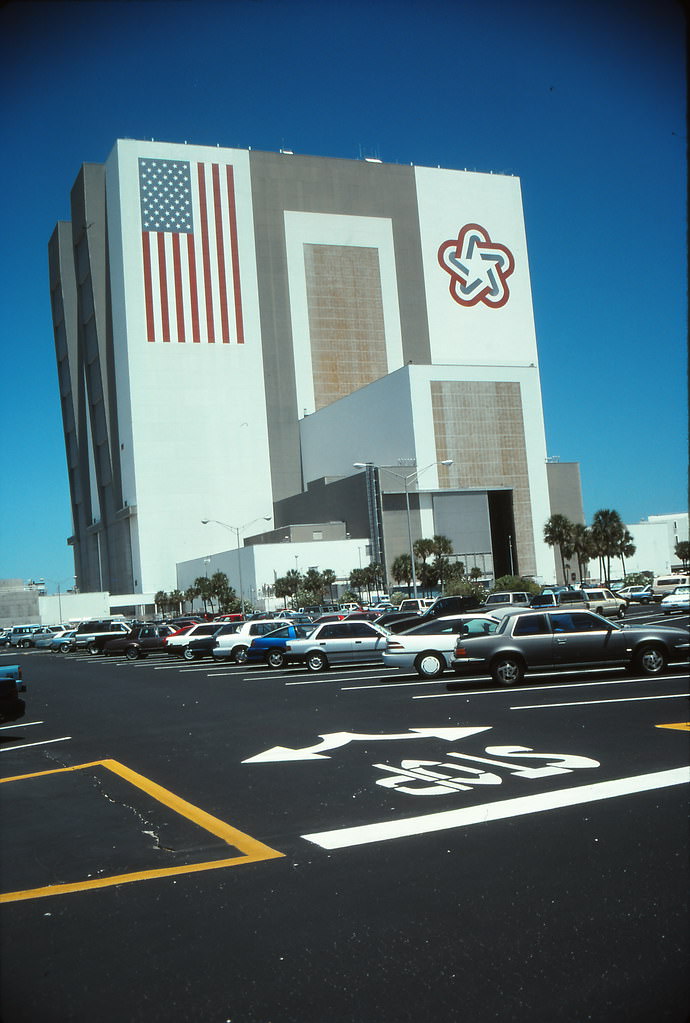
[415,651,445,679]
[306,651,328,672]
[183,646,198,661]
[125,646,139,661]
[633,644,667,676]
[491,655,524,686]
[233,646,248,664]
[88,642,100,655]
[266,649,285,669]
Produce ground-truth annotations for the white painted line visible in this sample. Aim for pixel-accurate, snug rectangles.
[414,674,683,700]
[0,720,43,731]
[512,692,690,710]
[343,678,444,691]
[302,766,690,849]
[0,736,72,753]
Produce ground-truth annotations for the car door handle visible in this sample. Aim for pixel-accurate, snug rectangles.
[555,638,566,645]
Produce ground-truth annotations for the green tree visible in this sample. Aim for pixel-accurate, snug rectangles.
[391,554,413,589]
[275,569,302,608]
[469,566,482,581]
[590,509,625,585]
[321,568,337,603]
[570,523,591,584]
[675,540,690,569]
[184,585,199,612]
[154,590,168,614]
[430,534,453,593]
[194,576,214,612]
[491,575,540,595]
[168,589,184,615]
[349,568,367,601]
[543,514,574,584]
[615,529,636,580]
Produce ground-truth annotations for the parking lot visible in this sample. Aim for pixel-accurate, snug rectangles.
[1,603,688,1022]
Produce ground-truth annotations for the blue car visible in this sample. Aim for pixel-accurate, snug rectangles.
[245,623,315,669]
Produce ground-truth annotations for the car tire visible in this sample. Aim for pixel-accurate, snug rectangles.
[125,646,139,661]
[266,649,285,669]
[88,642,100,655]
[183,647,198,661]
[306,651,328,673]
[233,646,248,664]
[633,644,667,676]
[415,651,446,679]
[491,655,524,686]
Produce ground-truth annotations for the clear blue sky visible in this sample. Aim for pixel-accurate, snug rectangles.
[0,0,686,593]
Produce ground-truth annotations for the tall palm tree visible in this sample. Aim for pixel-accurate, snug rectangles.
[543,514,574,584]
[570,524,590,584]
[590,509,625,585]
[321,568,337,603]
[616,529,636,580]
[391,554,413,589]
[430,534,453,593]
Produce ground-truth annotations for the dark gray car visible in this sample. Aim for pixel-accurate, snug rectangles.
[451,608,689,685]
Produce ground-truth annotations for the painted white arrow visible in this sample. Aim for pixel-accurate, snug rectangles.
[242,726,492,763]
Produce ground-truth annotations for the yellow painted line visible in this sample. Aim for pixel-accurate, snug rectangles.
[656,722,690,731]
[0,759,283,904]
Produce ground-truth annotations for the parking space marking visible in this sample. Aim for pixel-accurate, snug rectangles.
[0,720,44,731]
[512,693,689,710]
[302,766,690,850]
[0,758,283,903]
[0,736,71,753]
[656,722,690,731]
[414,673,684,700]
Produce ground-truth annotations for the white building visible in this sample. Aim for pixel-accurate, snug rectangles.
[49,139,574,594]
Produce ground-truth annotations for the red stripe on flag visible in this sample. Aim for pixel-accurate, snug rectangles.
[187,233,200,343]
[226,165,244,343]
[142,232,156,342]
[212,164,230,343]
[171,233,186,343]
[197,164,215,343]
[157,233,170,342]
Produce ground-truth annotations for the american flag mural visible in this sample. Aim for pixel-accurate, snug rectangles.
[138,157,244,344]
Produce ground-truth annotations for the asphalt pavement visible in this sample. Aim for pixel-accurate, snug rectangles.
[1,605,688,1023]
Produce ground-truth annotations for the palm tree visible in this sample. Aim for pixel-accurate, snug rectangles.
[430,534,453,592]
[184,585,199,612]
[590,509,625,585]
[675,541,690,570]
[321,568,337,603]
[391,554,413,590]
[616,529,636,580]
[543,514,574,584]
[570,523,591,584]
[154,590,168,614]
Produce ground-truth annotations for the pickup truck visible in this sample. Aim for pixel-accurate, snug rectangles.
[0,664,26,723]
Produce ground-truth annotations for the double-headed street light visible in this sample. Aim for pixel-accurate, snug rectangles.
[201,516,271,614]
[353,460,453,600]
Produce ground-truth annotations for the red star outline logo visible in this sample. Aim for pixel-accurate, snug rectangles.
[437,223,515,308]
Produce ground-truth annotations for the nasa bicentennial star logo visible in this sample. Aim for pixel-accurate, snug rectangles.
[438,224,515,308]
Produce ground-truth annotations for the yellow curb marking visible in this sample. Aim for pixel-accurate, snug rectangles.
[0,759,283,903]
[655,723,690,731]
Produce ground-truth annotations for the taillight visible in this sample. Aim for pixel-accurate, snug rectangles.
[455,647,467,656]
[386,641,404,650]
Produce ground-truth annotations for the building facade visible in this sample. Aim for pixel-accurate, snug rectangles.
[50,139,564,593]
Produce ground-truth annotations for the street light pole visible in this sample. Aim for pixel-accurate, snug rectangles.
[354,460,453,601]
[201,516,271,615]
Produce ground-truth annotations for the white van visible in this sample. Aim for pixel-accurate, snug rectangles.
[653,575,690,599]
[398,598,435,614]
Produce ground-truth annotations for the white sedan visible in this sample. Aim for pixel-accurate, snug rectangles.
[382,613,500,678]
[660,585,690,615]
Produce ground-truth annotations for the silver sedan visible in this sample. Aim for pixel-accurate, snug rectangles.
[382,614,500,678]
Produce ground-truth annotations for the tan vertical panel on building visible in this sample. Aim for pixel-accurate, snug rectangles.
[304,244,388,410]
[431,381,536,575]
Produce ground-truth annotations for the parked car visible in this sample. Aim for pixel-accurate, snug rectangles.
[0,663,25,723]
[660,585,690,615]
[530,593,558,608]
[72,620,132,653]
[162,622,215,653]
[209,619,287,663]
[618,584,655,604]
[451,608,690,685]
[51,629,78,653]
[245,623,316,668]
[398,598,435,615]
[383,613,500,678]
[284,620,389,672]
[385,593,485,634]
[582,588,626,619]
[103,623,178,659]
[8,625,42,648]
[29,626,69,648]
[483,591,532,608]
[652,575,690,600]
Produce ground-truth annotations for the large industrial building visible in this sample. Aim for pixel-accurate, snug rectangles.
[49,138,581,599]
